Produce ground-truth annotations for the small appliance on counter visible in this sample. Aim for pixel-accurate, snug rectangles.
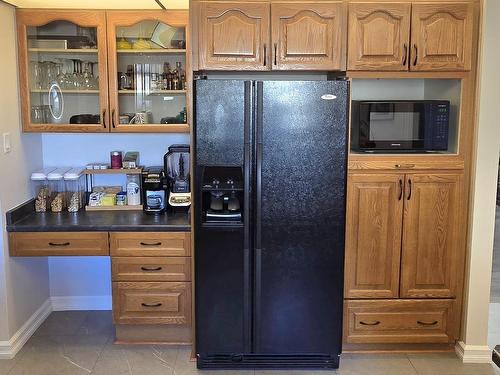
[164,144,190,208]
[142,166,167,214]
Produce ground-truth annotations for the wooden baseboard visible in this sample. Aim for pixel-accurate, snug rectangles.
[342,342,456,353]
[114,325,191,345]
[455,341,493,363]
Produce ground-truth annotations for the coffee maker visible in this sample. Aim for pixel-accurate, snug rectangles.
[142,166,167,214]
[164,144,191,208]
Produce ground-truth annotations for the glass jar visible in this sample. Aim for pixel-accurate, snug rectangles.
[31,167,56,212]
[47,167,71,212]
[64,168,85,212]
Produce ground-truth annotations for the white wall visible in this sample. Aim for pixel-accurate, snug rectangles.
[42,133,189,304]
[0,2,49,339]
[459,0,500,362]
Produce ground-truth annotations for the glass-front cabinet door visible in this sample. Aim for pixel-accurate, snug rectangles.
[107,11,190,133]
[17,10,109,132]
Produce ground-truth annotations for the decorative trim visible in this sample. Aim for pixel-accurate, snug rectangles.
[50,295,112,311]
[455,341,493,363]
[0,299,52,359]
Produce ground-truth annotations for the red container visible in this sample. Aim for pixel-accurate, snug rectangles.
[111,151,123,169]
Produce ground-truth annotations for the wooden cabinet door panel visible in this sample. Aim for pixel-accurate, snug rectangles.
[410,3,473,71]
[401,173,464,298]
[271,2,344,70]
[348,3,410,71]
[17,10,109,132]
[345,174,404,298]
[199,2,270,70]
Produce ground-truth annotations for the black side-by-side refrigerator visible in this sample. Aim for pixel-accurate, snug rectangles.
[194,80,349,369]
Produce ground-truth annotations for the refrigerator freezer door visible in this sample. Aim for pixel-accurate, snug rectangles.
[194,79,247,167]
[194,80,253,360]
[254,81,349,361]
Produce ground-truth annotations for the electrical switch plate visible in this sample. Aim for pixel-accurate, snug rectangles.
[3,133,11,154]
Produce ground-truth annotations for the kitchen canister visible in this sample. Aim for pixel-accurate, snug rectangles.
[126,174,141,206]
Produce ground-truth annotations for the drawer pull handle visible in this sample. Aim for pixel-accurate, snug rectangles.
[359,320,380,326]
[141,302,162,308]
[140,242,162,246]
[48,242,70,247]
[141,266,163,272]
[417,320,438,326]
[395,164,415,169]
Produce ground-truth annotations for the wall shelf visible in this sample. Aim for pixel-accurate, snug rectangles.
[84,168,142,175]
[28,48,98,54]
[31,89,100,94]
[118,90,186,95]
[117,49,186,54]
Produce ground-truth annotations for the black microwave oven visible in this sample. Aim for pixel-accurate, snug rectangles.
[351,100,450,152]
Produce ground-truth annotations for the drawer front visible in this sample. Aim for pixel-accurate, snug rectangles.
[344,299,457,344]
[112,282,191,325]
[112,257,191,282]
[110,232,191,257]
[9,232,109,256]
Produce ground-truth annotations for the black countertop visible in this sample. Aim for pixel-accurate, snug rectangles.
[6,200,191,232]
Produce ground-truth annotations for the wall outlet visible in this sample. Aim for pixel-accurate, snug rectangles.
[3,132,11,154]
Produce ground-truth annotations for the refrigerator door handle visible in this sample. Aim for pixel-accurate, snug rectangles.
[243,81,252,353]
[253,81,264,352]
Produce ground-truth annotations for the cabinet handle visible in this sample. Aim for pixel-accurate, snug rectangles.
[48,242,70,247]
[417,320,438,326]
[263,44,267,66]
[274,43,277,66]
[407,179,412,200]
[141,302,162,308]
[102,109,107,129]
[111,109,116,128]
[140,242,162,246]
[141,266,163,272]
[395,164,415,169]
[413,44,418,66]
[402,43,408,66]
[359,320,380,326]
[398,179,403,201]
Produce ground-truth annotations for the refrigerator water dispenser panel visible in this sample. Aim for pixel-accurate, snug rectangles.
[201,166,244,224]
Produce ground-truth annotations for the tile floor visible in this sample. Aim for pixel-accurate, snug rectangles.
[0,311,499,375]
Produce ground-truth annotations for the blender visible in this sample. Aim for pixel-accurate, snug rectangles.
[164,144,191,208]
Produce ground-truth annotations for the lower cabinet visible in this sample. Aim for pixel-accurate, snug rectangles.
[9,231,109,256]
[110,231,192,344]
[344,299,457,344]
[344,171,465,346]
[112,281,191,325]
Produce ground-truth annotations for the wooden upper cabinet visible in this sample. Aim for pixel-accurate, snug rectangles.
[400,173,464,298]
[198,2,270,70]
[106,11,190,133]
[271,2,344,70]
[345,174,404,299]
[410,3,473,71]
[347,3,411,71]
[17,10,109,132]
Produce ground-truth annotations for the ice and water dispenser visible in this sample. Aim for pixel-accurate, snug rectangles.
[200,166,243,225]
